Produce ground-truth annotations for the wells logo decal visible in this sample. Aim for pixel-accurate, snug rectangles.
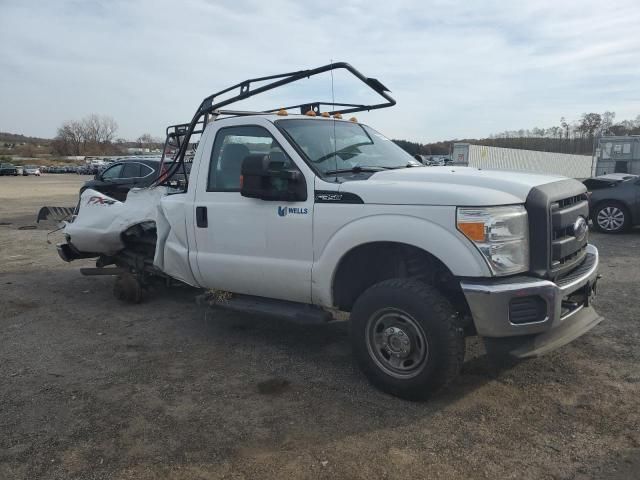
[278,206,308,217]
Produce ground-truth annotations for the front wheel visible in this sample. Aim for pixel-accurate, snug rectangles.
[350,279,465,401]
[593,202,629,233]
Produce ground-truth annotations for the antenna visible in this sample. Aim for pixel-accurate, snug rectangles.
[330,60,338,181]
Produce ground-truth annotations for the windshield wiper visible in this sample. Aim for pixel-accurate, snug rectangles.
[324,166,386,175]
[386,163,423,169]
[313,141,373,164]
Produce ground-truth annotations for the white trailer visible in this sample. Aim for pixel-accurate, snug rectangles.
[452,143,594,179]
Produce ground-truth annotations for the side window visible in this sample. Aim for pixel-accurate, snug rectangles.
[101,163,123,180]
[121,163,141,178]
[207,125,293,191]
[140,163,155,177]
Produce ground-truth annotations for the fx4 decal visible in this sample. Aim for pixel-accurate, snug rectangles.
[87,196,117,206]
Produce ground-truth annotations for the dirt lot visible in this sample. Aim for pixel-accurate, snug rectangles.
[1,176,639,479]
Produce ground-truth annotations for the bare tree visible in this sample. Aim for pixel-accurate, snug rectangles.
[54,120,86,155]
[560,117,569,140]
[599,111,616,135]
[100,116,118,143]
[83,114,118,144]
[82,114,100,144]
[578,113,602,138]
[136,133,154,146]
[53,114,119,155]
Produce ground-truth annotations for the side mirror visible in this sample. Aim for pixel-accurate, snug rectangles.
[240,154,307,201]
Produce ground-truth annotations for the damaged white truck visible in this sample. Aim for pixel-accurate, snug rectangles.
[56,63,602,400]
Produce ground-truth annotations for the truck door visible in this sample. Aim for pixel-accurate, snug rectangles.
[192,123,314,303]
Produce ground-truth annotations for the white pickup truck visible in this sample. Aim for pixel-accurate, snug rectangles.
[57,63,602,400]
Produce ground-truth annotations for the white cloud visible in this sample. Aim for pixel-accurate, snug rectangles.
[0,0,638,142]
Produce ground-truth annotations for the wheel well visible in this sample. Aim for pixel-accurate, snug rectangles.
[589,199,640,226]
[331,242,468,314]
[591,199,631,220]
[120,221,158,258]
[593,198,628,209]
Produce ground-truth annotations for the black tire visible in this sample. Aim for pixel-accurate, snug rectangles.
[350,278,465,401]
[592,201,630,233]
[113,273,143,304]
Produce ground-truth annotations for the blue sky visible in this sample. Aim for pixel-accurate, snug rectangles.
[1,0,639,142]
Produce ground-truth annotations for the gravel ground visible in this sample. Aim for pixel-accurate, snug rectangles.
[1,176,639,479]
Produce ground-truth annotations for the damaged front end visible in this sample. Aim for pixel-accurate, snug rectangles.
[60,188,166,257]
[56,185,199,294]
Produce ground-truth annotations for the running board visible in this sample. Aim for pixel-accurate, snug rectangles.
[198,293,335,324]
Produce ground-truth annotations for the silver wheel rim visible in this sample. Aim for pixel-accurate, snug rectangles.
[365,308,429,379]
[596,206,625,231]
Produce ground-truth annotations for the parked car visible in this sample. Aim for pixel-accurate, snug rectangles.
[80,158,165,201]
[16,165,24,175]
[0,163,18,176]
[23,165,41,176]
[583,173,640,233]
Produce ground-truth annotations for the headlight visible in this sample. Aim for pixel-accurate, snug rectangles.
[457,205,529,276]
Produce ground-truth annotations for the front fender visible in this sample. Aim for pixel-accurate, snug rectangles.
[311,210,491,307]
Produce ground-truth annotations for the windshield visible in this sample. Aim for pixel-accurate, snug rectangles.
[276,119,421,175]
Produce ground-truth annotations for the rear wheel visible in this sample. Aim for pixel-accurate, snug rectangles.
[350,279,465,401]
[593,202,629,233]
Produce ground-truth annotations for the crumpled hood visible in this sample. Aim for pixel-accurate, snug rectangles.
[339,166,580,206]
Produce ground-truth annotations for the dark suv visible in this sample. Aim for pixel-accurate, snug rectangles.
[583,173,640,233]
[80,158,190,201]
[81,158,163,201]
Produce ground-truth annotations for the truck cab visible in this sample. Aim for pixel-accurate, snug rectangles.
[59,63,603,400]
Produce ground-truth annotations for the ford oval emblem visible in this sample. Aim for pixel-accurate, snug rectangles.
[573,216,588,241]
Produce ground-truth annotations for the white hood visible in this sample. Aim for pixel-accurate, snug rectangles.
[340,166,577,206]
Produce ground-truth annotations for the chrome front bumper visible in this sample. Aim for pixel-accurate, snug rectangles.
[460,244,602,358]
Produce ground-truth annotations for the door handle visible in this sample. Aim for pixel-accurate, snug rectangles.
[196,206,208,228]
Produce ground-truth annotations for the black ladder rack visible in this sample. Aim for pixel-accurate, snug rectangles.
[155,62,396,187]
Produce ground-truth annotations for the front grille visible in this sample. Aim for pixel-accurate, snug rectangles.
[554,195,584,209]
[526,180,590,279]
[550,194,588,274]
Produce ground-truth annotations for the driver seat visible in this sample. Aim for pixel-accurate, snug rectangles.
[218,143,250,189]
